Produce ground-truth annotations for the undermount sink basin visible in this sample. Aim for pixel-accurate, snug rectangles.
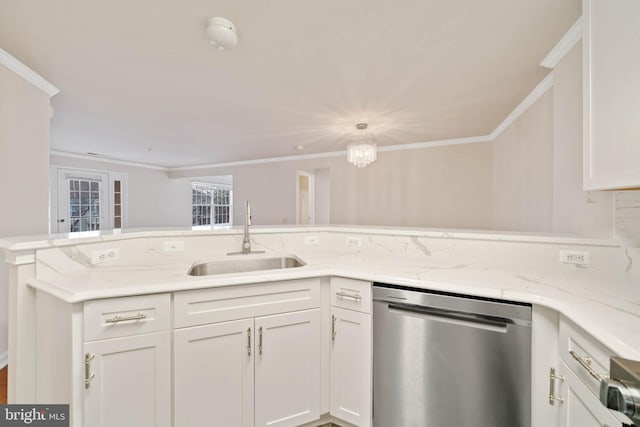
[188,256,305,276]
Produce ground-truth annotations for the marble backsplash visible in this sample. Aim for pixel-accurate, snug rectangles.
[616,190,640,246]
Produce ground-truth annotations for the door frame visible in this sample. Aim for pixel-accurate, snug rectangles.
[295,170,315,225]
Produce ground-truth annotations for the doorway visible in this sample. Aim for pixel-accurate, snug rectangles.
[296,171,315,225]
[50,167,127,234]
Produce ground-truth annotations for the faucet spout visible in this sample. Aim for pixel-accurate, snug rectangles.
[242,200,252,253]
[228,200,265,255]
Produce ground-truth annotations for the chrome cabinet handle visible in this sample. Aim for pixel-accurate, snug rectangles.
[85,353,95,389]
[336,290,361,301]
[570,350,608,381]
[247,327,252,356]
[258,327,263,355]
[548,367,565,405]
[105,312,147,324]
[331,315,337,342]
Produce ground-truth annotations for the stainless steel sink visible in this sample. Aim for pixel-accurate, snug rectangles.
[188,256,305,276]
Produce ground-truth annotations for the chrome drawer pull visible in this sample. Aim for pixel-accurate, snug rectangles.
[247,327,252,356]
[85,353,95,389]
[258,327,263,355]
[336,290,362,301]
[569,350,608,381]
[548,367,565,405]
[105,312,147,324]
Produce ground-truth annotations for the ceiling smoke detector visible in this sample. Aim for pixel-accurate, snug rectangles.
[206,17,238,51]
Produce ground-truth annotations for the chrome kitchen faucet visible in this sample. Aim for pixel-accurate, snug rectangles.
[228,200,265,255]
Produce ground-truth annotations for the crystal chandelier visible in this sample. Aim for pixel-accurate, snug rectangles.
[347,123,377,168]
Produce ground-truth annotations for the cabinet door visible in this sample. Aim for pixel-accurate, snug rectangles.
[584,0,640,190]
[255,309,321,427]
[174,319,254,427]
[558,361,621,427]
[84,332,171,427]
[330,307,372,427]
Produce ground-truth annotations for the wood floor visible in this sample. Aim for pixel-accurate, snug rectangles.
[0,366,7,404]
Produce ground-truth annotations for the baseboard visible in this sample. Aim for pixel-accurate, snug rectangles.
[0,351,7,369]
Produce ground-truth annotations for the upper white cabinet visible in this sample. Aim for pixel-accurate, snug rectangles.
[583,0,640,190]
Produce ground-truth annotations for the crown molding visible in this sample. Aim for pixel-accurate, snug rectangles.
[168,136,492,172]
[50,150,169,171]
[540,17,583,69]
[169,150,346,171]
[0,49,59,97]
[377,135,492,153]
[490,72,554,140]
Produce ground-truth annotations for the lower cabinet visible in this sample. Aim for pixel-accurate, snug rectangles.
[330,307,372,427]
[174,318,254,427]
[174,309,321,427]
[329,277,372,427]
[84,332,171,427]
[556,316,626,427]
[558,361,620,427]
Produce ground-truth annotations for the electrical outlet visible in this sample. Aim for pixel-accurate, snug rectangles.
[559,250,590,265]
[163,241,185,252]
[92,248,121,264]
[346,237,362,247]
[304,236,319,245]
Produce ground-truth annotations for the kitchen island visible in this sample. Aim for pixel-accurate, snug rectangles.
[2,225,639,426]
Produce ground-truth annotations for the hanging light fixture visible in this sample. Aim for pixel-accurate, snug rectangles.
[347,123,377,168]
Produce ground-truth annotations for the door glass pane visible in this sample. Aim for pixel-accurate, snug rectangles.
[68,179,101,232]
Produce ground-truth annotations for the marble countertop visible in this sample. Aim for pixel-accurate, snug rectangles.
[26,245,640,360]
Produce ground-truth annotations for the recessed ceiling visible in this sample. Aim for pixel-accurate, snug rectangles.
[0,0,580,168]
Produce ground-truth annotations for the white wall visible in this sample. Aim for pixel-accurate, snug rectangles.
[50,155,192,228]
[314,168,330,224]
[170,142,494,229]
[0,63,52,361]
[493,89,554,232]
[492,42,614,237]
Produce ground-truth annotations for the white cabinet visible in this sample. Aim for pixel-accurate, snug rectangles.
[329,278,372,427]
[330,307,371,427]
[83,294,172,427]
[255,310,321,427]
[558,361,620,427]
[556,316,626,427]
[84,333,171,427]
[174,319,254,427]
[173,279,322,427]
[583,0,640,190]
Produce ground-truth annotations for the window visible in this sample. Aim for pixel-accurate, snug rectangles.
[192,183,232,226]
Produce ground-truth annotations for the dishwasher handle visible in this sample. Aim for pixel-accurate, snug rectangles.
[388,303,509,333]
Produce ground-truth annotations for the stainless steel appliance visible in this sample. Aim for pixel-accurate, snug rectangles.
[600,357,640,426]
[373,283,532,427]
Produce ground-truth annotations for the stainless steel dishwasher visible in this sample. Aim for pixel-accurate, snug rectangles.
[373,283,532,427]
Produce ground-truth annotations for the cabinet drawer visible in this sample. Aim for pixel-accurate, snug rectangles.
[84,294,171,341]
[174,278,320,328]
[330,277,371,313]
[559,316,613,397]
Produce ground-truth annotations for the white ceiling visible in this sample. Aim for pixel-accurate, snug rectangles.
[0,0,580,168]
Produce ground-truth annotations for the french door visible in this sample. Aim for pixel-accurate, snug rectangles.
[56,169,110,234]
